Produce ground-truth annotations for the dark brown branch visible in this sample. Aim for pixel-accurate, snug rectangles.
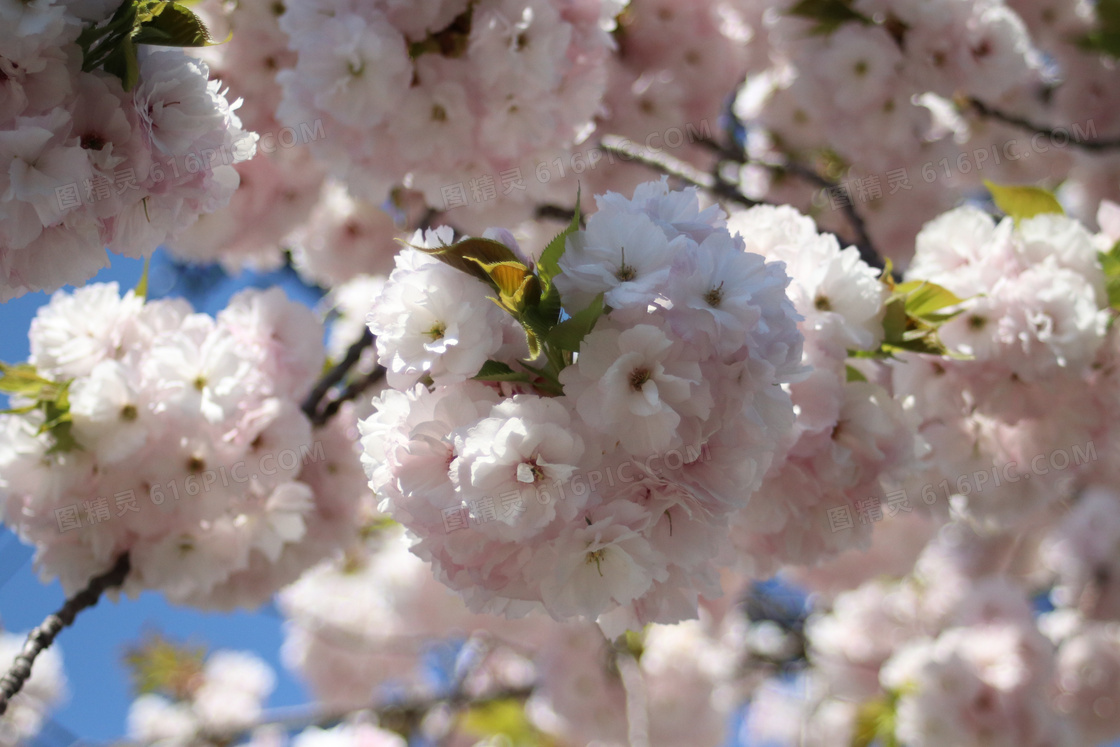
[696,135,886,271]
[310,365,386,427]
[599,135,763,210]
[301,329,375,424]
[0,553,130,715]
[965,97,1120,151]
[536,204,578,223]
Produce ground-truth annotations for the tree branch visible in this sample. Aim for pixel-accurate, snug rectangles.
[0,553,130,715]
[964,97,1120,151]
[599,135,762,210]
[535,204,578,223]
[309,365,386,427]
[301,329,377,426]
[695,135,886,271]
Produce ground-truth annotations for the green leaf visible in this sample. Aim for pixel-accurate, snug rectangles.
[79,0,139,59]
[101,37,141,91]
[507,274,543,315]
[465,259,531,297]
[524,328,542,360]
[132,1,214,46]
[473,360,531,383]
[546,294,604,352]
[845,364,867,382]
[1099,241,1120,310]
[515,358,563,395]
[787,0,871,35]
[850,695,898,747]
[536,282,563,327]
[461,699,548,747]
[1075,0,1120,58]
[410,236,522,283]
[984,180,1064,222]
[0,403,39,415]
[537,186,581,286]
[519,307,555,363]
[881,296,907,346]
[0,363,55,397]
[894,280,964,323]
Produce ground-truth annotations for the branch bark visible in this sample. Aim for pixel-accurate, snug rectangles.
[694,135,886,271]
[965,97,1120,151]
[599,135,763,210]
[301,329,383,427]
[0,553,130,715]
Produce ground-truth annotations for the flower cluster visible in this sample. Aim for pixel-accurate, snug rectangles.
[745,525,1085,747]
[360,179,804,632]
[280,523,741,747]
[0,0,256,300]
[276,0,623,211]
[733,0,1120,260]
[0,282,368,608]
[724,205,917,574]
[894,200,1113,526]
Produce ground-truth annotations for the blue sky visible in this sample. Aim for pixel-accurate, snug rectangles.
[0,254,318,745]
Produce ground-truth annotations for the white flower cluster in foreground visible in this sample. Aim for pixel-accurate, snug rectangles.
[0,0,256,300]
[0,283,367,608]
[361,180,805,633]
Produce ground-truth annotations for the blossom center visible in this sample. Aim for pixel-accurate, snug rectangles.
[426,321,447,340]
[81,134,107,151]
[814,294,832,311]
[586,549,605,577]
[704,283,724,308]
[517,460,546,484]
[120,404,138,422]
[629,367,652,391]
[615,247,636,282]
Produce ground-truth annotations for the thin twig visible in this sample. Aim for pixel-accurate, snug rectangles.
[965,97,1120,151]
[696,134,886,270]
[301,329,375,423]
[0,553,131,716]
[599,135,762,209]
[536,204,577,223]
[310,365,386,427]
[780,161,883,271]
